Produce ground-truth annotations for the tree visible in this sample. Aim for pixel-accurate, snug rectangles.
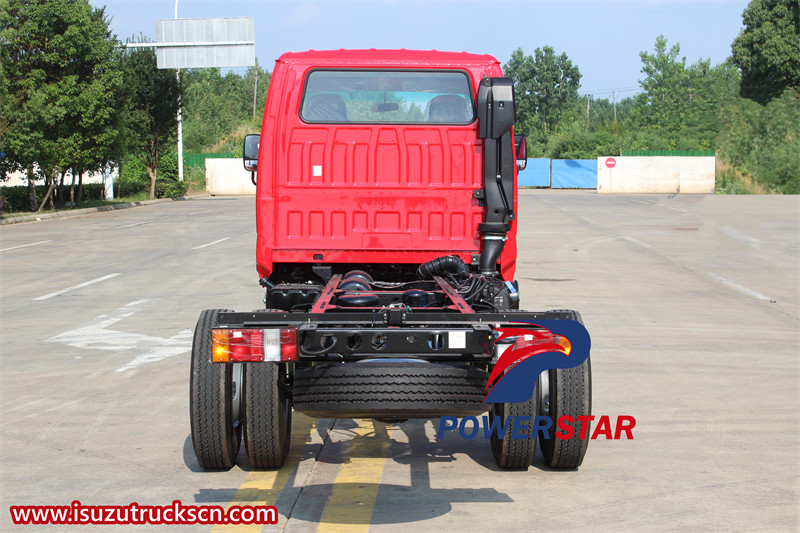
[680,58,742,150]
[181,62,270,153]
[732,0,800,104]
[182,68,243,152]
[718,90,800,193]
[121,42,179,200]
[1,0,64,210]
[0,0,123,210]
[504,47,582,153]
[635,35,689,143]
[243,61,271,123]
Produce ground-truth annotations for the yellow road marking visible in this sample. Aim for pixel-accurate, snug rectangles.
[212,412,316,533]
[317,420,392,533]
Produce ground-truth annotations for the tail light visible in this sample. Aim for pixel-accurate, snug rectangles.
[491,327,571,364]
[279,328,298,361]
[229,329,264,362]
[211,327,298,362]
[513,331,571,356]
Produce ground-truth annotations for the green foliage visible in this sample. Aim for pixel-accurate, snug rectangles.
[1,185,46,212]
[635,35,688,141]
[607,38,743,153]
[504,47,582,151]
[154,177,188,199]
[344,98,425,123]
[181,63,270,153]
[183,166,207,194]
[2,183,104,212]
[717,89,800,193]
[1,2,795,202]
[732,0,800,104]
[154,151,188,198]
[537,31,800,197]
[117,152,187,198]
[118,154,149,197]
[0,0,123,210]
[120,41,179,199]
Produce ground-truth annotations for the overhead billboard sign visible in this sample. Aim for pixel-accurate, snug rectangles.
[155,17,255,69]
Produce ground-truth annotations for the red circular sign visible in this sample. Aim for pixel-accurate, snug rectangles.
[605,157,617,168]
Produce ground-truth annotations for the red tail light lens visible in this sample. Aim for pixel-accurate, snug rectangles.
[228,329,264,362]
[280,328,298,361]
[513,330,571,355]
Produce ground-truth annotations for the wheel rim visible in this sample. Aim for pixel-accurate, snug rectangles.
[231,363,243,428]
[537,370,550,416]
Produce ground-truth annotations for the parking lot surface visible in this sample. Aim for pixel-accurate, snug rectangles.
[1,191,797,532]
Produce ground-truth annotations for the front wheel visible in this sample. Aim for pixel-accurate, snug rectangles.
[190,309,242,469]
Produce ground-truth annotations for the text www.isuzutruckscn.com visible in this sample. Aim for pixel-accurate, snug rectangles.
[10,500,277,526]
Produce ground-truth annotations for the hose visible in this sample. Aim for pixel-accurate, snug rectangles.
[416,255,471,280]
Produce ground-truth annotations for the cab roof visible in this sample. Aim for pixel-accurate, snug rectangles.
[276,49,501,69]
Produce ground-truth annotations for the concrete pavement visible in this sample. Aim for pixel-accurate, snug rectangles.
[1,191,797,532]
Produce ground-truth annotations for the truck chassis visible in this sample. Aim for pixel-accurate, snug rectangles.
[189,50,591,473]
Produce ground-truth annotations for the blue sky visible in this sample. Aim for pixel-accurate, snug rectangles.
[91,0,751,101]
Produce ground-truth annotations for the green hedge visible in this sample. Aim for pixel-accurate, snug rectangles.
[622,150,716,156]
[118,152,188,199]
[1,183,105,213]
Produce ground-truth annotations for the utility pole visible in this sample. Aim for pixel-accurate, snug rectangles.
[252,65,259,119]
[175,0,183,182]
[613,91,617,124]
[586,94,591,127]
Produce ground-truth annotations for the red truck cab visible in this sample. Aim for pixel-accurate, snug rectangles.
[253,49,517,282]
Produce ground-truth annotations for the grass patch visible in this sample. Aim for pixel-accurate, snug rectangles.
[716,157,775,194]
[184,166,207,195]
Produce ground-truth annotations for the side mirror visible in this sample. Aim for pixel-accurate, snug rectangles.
[243,134,260,172]
[514,135,527,171]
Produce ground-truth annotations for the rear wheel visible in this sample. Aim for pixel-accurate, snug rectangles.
[489,394,538,469]
[190,309,242,469]
[538,310,592,469]
[243,363,292,468]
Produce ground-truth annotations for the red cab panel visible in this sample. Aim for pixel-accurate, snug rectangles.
[255,50,517,280]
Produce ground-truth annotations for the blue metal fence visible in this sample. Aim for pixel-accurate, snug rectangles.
[517,158,550,187]
[551,159,597,189]
[518,159,597,189]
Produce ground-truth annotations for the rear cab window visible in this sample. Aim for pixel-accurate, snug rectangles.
[300,70,475,124]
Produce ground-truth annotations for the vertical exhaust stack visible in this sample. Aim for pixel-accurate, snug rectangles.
[476,77,517,275]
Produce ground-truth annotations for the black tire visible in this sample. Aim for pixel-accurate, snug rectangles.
[292,362,489,419]
[190,309,242,469]
[243,363,292,468]
[538,310,592,469]
[490,393,539,469]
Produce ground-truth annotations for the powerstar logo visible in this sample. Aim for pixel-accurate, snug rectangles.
[483,320,590,404]
[437,320,636,441]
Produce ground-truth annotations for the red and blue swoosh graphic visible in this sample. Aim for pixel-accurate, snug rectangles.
[483,319,591,404]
